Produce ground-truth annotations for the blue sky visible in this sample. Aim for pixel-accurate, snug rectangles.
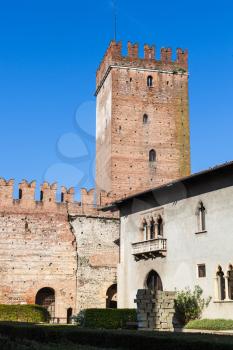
[0,0,232,198]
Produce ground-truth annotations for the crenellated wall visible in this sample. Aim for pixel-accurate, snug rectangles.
[0,178,119,321]
[96,40,188,95]
[0,178,117,218]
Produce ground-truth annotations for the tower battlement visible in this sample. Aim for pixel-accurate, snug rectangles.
[0,178,117,218]
[96,41,188,94]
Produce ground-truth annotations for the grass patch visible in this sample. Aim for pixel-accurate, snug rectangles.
[186,319,233,331]
[2,323,233,349]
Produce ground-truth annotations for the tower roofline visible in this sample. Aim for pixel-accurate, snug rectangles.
[95,40,188,96]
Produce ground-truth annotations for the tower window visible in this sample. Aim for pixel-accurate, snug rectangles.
[143,114,148,124]
[147,75,153,87]
[149,149,156,162]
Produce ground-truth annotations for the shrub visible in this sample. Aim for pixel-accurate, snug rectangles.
[80,308,137,329]
[175,286,211,325]
[1,323,233,349]
[186,319,233,331]
[0,305,49,323]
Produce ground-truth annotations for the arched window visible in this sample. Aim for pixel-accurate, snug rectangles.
[197,201,206,232]
[149,217,155,239]
[149,149,156,162]
[157,215,163,237]
[146,270,163,292]
[147,75,153,87]
[142,218,148,241]
[35,287,55,320]
[106,284,117,309]
[216,266,225,301]
[143,114,148,124]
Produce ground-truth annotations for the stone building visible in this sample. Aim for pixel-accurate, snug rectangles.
[104,162,233,319]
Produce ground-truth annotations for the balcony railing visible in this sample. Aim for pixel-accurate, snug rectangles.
[132,238,167,261]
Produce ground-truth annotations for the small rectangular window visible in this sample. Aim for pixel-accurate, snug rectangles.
[198,264,206,278]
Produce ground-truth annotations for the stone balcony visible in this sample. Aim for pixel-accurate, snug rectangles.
[132,238,167,261]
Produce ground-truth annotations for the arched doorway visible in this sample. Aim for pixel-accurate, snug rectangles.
[146,270,163,292]
[106,284,117,308]
[35,287,55,319]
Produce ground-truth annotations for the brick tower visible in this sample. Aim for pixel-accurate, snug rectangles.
[96,41,191,200]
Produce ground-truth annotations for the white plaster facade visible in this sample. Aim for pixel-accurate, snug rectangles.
[116,163,233,319]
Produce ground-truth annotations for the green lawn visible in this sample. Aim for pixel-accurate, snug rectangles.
[186,319,233,331]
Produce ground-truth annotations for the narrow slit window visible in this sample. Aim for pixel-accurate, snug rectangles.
[147,75,153,87]
[149,149,156,162]
[143,114,148,124]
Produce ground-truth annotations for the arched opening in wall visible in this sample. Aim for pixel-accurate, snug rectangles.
[143,114,148,124]
[67,307,73,324]
[147,75,153,87]
[106,284,117,309]
[157,215,163,237]
[149,217,155,239]
[35,287,55,320]
[146,270,163,292]
[216,266,225,300]
[149,149,156,162]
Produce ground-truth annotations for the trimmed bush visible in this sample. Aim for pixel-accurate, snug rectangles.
[0,305,49,323]
[81,309,137,329]
[186,319,233,331]
[175,286,211,325]
[1,323,233,349]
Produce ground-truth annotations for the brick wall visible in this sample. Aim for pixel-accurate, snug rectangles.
[0,178,119,321]
[96,41,191,200]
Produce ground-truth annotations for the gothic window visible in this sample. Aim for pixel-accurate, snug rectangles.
[147,75,153,87]
[142,219,148,241]
[216,266,225,301]
[149,217,155,239]
[146,270,163,292]
[157,215,163,237]
[143,114,148,124]
[149,149,156,162]
[197,201,206,232]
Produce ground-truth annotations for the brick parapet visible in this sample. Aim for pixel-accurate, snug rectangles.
[0,178,118,219]
[96,41,188,95]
